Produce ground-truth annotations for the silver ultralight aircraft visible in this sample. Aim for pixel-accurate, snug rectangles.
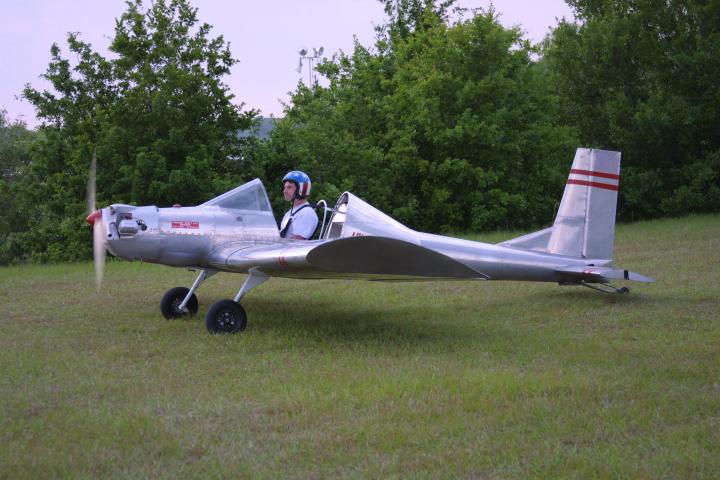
[86,148,654,334]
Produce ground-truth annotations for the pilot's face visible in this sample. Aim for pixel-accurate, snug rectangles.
[283,181,296,201]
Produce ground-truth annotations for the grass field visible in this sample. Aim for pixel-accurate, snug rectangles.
[1,215,719,478]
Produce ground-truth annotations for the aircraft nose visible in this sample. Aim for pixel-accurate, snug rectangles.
[87,209,101,226]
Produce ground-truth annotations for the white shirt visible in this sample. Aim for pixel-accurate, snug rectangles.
[280,202,318,239]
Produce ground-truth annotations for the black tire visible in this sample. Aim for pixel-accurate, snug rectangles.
[205,300,247,334]
[160,287,199,319]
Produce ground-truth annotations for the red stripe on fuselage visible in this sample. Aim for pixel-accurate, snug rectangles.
[567,179,619,191]
[570,168,620,180]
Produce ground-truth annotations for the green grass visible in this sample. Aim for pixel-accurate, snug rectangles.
[1,215,719,478]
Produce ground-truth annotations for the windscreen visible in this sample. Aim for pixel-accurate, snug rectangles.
[202,179,273,212]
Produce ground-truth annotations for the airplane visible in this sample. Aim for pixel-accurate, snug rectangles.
[86,148,654,334]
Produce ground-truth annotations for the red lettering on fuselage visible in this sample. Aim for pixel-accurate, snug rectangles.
[171,220,200,229]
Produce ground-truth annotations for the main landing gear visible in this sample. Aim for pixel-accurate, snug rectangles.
[159,268,269,334]
[205,300,247,334]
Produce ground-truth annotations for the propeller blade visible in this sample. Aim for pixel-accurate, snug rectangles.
[93,215,106,291]
[87,148,97,215]
[87,147,105,290]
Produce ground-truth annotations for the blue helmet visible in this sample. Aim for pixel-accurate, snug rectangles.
[282,170,311,200]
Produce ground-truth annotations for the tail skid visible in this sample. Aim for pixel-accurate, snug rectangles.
[579,282,630,294]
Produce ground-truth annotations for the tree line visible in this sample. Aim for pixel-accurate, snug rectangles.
[1,0,718,263]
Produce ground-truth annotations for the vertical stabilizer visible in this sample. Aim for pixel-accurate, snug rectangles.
[547,148,620,259]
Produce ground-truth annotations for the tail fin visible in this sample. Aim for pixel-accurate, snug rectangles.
[547,148,621,260]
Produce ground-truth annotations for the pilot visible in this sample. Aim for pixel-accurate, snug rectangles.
[279,170,319,240]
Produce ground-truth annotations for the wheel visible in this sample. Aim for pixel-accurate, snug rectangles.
[205,299,247,334]
[618,286,630,294]
[160,287,198,319]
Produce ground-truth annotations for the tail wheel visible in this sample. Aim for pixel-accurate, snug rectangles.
[205,300,247,334]
[160,287,199,319]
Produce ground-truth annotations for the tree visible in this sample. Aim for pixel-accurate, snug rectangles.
[265,1,577,232]
[13,0,255,262]
[545,0,720,219]
[0,110,35,263]
[0,109,33,181]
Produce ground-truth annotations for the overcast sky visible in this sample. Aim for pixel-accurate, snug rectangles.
[0,0,575,128]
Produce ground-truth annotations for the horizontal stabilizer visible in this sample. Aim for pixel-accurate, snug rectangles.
[556,265,655,283]
[308,236,487,279]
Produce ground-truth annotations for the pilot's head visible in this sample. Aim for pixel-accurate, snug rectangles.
[282,170,311,201]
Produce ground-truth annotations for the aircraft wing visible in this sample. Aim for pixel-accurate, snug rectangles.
[208,236,488,280]
[555,265,655,283]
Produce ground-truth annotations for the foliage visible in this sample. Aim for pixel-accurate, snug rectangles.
[265,2,577,232]
[0,109,34,181]
[0,112,36,263]
[8,0,254,263]
[545,0,720,220]
[4,0,719,263]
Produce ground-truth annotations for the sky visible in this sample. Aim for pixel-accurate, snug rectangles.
[0,0,575,128]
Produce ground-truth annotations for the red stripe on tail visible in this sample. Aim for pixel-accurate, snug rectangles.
[567,179,619,191]
[570,168,620,180]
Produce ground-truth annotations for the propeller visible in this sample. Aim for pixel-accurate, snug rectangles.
[86,148,106,290]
